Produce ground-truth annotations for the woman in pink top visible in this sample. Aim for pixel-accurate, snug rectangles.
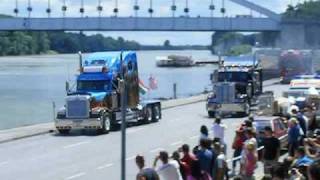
[241,142,257,179]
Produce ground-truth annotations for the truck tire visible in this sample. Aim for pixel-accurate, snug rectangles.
[144,106,153,124]
[152,105,161,122]
[58,129,70,134]
[208,111,215,118]
[97,114,110,134]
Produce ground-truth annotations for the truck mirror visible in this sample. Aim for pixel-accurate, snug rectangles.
[65,81,70,93]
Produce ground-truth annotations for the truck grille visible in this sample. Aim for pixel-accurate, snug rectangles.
[216,83,235,103]
[66,98,89,118]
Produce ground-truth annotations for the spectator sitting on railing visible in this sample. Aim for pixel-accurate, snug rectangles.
[261,126,281,175]
[303,130,320,160]
[293,146,314,168]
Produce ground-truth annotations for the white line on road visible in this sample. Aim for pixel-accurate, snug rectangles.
[150,147,165,153]
[0,161,9,166]
[63,141,90,149]
[170,141,183,146]
[96,163,113,170]
[65,172,86,180]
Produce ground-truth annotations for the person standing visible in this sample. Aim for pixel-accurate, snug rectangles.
[195,139,213,175]
[153,151,183,180]
[261,126,280,175]
[180,144,197,178]
[241,142,258,180]
[200,125,209,140]
[231,129,245,174]
[135,155,160,180]
[288,118,302,156]
[211,117,227,154]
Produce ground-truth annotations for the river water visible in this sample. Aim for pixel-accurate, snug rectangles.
[0,50,217,130]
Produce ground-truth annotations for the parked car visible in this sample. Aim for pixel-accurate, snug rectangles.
[254,116,288,150]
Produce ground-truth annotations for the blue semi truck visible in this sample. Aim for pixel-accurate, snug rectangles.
[55,51,161,134]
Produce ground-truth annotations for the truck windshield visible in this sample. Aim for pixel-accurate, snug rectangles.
[218,72,249,82]
[77,80,109,91]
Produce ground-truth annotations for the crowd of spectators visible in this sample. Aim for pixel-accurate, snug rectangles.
[135,104,320,180]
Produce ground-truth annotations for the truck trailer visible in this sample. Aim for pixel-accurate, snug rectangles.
[55,51,161,134]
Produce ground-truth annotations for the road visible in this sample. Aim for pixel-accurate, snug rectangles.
[0,82,288,180]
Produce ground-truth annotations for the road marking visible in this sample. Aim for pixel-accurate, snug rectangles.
[150,147,165,153]
[63,141,90,149]
[97,163,113,170]
[127,127,144,134]
[0,161,8,166]
[126,156,136,161]
[189,135,199,140]
[65,172,86,180]
[170,141,183,146]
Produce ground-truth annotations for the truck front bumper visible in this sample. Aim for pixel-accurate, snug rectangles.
[55,118,103,130]
[207,103,247,113]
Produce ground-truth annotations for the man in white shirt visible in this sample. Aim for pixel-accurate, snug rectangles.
[212,117,227,154]
[153,151,183,180]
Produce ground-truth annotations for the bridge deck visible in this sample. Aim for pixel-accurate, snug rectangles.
[0,17,280,31]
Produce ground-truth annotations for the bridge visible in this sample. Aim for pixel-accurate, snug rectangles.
[0,0,283,32]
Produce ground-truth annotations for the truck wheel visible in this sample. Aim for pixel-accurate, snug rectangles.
[97,115,110,134]
[58,129,70,134]
[152,105,161,122]
[144,106,153,124]
[208,111,215,118]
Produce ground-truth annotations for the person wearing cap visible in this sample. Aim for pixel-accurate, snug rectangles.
[288,118,302,156]
[153,151,183,180]
[135,155,160,180]
[261,126,280,174]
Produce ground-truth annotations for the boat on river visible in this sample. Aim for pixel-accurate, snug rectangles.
[156,55,195,67]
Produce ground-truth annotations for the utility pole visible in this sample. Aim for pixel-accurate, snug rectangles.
[120,52,127,180]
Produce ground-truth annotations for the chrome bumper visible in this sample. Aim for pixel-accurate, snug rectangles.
[55,118,103,130]
[207,103,246,113]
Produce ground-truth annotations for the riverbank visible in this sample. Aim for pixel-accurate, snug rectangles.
[0,93,208,144]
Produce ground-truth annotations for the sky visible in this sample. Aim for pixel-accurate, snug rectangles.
[0,0,304,45]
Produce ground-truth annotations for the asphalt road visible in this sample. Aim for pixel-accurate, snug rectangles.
[0,82,288,180]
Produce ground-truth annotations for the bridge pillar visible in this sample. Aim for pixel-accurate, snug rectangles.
[279,21,320,49]
[279,23,306,49]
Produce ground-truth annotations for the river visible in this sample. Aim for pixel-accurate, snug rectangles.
[0,50,217,130]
